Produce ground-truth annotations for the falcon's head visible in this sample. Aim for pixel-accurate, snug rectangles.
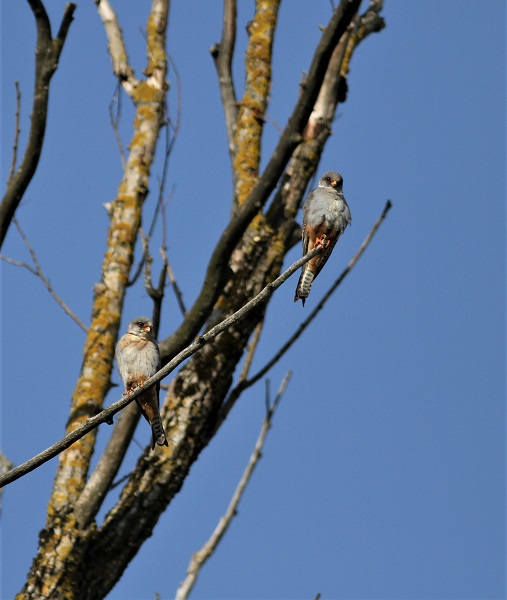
[127,316,154,339]
[319,170,343,191]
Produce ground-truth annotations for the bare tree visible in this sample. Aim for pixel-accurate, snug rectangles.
[2,1,387,598]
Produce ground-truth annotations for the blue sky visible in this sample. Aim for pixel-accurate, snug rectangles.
[1,1,505,599]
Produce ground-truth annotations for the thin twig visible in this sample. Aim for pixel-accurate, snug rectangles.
[8,81,21,184]
[0,255,37,274]
[0,218,88,333]
[238,318,264,382]
[109,79,126,168]
[162,248,187,317]
[176,370,292,600]
[160,187,187,316]
[141,229,157,298]
[215,200,392,429]
[166,53,182,164]
[0,245,323,488]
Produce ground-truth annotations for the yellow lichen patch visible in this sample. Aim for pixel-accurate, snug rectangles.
[145,10,167,76]
[114,193,138,209]
[110,220,139,242]
[128,130,147,153]
[131,81,161,105]
[341,26,368,78]
[133,104,159,130]
[234,0,280,207]
[248,212,266,236]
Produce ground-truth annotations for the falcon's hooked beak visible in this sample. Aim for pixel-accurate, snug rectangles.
[143,325,152,333]
[330,179,337,187]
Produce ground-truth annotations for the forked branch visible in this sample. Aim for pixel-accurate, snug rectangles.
[0,1,76,249]
[210,0,237,163]
[176,371,292,600]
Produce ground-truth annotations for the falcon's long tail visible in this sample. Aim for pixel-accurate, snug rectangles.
[150,416,168,449]
[294,267,314,306]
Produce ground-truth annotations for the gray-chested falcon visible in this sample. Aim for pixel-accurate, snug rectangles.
[294,170,352,306]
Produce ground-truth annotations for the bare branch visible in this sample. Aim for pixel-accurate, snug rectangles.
[176,371,292,600]
[0,1,76,249]
[210,0,238,164]
[215,200,393,429]
[73,403,140,529]
[0,218,88,332]
[94,0,138,94]
[160,185,188,316]
[8,81,21,184]
[162,248,187,316]
[109,80,126,168]
[142,231,168,333]
[166,53,183,164]
[340,0,385,83]
[238,318,264,382]
[0,245,322,489]
[0,255,37,275]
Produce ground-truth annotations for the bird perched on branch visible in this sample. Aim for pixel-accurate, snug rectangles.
[294,170,352,306]
[115,316,168,449]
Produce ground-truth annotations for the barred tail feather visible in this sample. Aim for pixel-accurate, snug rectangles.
[294,268,314,306]
[150,416,168,449]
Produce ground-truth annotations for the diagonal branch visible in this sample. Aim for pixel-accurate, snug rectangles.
[7,81,21,184]
[238,318,264,382]
[215,200,393,430]
[176,371,292,600]
[0,1,76,249]
[1,218,88,332]
[158,0,362,364]
[0,245,323,489]
[109,80,126,168]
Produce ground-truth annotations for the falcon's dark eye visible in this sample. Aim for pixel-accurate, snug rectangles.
[324,177,331,183]
[136,321,145,328]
